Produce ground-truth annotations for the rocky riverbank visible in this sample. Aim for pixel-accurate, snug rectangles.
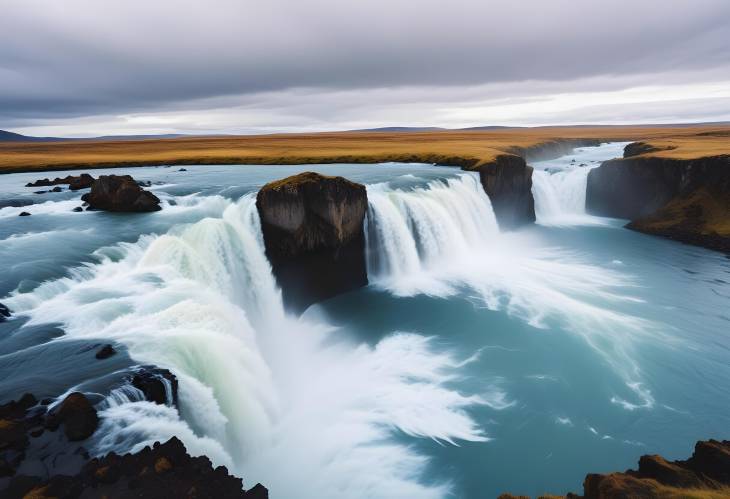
[0,370,267,498]
[500,439,730,498]
[587,143,730,253]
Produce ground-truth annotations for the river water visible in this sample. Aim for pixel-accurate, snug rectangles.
[1,145,728,497]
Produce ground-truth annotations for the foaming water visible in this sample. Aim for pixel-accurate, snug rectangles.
[530,142,629,227]
[365,173,663,408]
[5,194,487,498]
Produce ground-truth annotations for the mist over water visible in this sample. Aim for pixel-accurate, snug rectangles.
[1,150,729,497]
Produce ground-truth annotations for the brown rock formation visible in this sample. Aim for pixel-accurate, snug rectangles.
[256,171,368,312]
[587,154,730,253]
[25,174,94,190]
[81,175,161,212]
[500,440,730,499]
[476,155,536,229]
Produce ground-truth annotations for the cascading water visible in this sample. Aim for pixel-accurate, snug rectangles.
[365,172,662,411]
[4,194,489,499]
[531,167,597,226]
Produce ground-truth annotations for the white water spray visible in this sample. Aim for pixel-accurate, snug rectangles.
[5,194,490,499]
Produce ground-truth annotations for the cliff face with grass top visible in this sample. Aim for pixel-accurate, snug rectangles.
[256,172,368,312]
[587,138,730,253]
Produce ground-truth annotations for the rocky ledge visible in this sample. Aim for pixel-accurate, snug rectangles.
[1,372,266,498]
[500,439,730,498]
[256,172,368,312]
[474,155,536,229]
[587,145,730,253]
[82,175,161,212]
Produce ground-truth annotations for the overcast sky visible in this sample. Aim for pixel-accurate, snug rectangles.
[2,0,730,136]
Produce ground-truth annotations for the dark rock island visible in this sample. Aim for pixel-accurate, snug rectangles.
[82,175,161,212]
[256,171,368,312]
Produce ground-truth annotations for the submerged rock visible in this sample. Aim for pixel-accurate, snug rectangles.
[81,175,161,212]
[18,212,30,217]
[477,154,536,229]
[256,171,369,312]
[0,303,10,321]
[94,344,116,360]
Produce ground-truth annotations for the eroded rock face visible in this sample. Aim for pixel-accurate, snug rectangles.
[256,172,368,312]
[587,155,730,252]
[477,155,536,229]
[81,175,161,212]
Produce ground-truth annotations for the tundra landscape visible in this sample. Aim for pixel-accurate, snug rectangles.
[1,1,730,498]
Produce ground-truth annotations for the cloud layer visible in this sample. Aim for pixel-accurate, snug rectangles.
[2,0,730,135]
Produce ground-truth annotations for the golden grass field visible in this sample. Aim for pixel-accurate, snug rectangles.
[0,125,729,173]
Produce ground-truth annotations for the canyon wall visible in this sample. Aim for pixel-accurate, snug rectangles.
[587,145,730,253]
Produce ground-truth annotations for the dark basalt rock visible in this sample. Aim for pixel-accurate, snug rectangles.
[94,344,116,360]
[587,155,730,252]
[477,155,536,229]
[26,174,94,190]
[18,212,30,217]
[256,172,368,313]
[0,303,10,322]
[72,206,83,212]
[46,392,98,441]
[131,367,179,406]
[1,394,266,499]
[50,186,63,193]
[81,175,161,212]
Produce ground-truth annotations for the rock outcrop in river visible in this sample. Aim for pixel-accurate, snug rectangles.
[587,145,730,253]
[476,155,536,229]
[81,175,161,212]
[26,174,94,190]
[256,172,368,312]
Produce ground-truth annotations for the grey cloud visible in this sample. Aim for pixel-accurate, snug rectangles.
[2,0,730,130]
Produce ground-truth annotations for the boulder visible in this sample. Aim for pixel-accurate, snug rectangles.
[256,172,368,312]
[81,175,161,212]
[47,392,98,441]
[18,212,30,217]
[94,344,116,360]
[477,155,536,229]
[0,303,10,321]
[131,367,179,406]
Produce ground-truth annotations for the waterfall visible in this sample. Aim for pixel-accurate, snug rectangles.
[366,173,499,293]
[4,193,489,499]
[531,167,602,226]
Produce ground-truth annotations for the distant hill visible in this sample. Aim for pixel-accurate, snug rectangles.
[351,126,445,133]
[0,129,67,142]
[0,129,190,142]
